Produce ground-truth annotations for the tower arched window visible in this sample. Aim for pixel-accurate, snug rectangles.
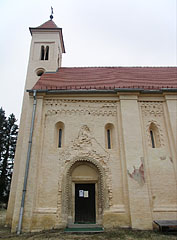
[45,46,49,60]
[41,46,45,60]
[55,121,64,148]
[105,123,115,149]
[149,123,160,148]
[40,45,49,61]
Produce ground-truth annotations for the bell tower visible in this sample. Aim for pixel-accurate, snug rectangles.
[26,15,65,90]
[6,15,65,231]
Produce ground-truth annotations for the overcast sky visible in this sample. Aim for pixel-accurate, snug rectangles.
[0,0,176,122]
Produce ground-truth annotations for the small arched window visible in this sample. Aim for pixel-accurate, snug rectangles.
[55,121,64,148]
[41,46,45,60]
[150,130,155,148]
[45,46,49,60]
[58,128,62,148]
[149,123,160,148]
[107,129,111,149]
[105,123,114,149]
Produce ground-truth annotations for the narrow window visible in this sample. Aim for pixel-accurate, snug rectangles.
[55,122,64,148]
[105,123,114,149]
[150,130,155,148]
[45,46,49,60]
[107,129,111,149]
[58,128,62,148]
[41,46,45,60]
[149,123,161,148]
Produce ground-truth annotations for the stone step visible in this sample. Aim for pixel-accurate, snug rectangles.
[65,227,104,233]
[65,223,104,233]
[67,223,103,229]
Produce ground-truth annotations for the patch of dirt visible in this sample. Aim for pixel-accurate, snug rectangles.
[0,210,176,240]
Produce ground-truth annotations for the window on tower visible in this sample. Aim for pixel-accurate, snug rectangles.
[45,46,49,60]
[41,46,45,60]
[40,45,49,61]
[36,68,45,77]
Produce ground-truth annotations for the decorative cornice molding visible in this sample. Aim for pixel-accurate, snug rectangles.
[44,99,117,117]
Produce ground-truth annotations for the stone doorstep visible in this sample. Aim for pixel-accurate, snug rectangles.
[64,228,104,233]
[65,223,104,233]
[68,223,103,228]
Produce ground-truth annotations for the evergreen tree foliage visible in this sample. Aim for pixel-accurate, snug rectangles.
[0,108,6,162]
[0,108,18,205]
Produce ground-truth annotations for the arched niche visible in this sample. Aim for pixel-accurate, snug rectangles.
[72,164,98,182]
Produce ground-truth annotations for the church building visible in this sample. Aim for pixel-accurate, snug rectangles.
[6,17,177,233]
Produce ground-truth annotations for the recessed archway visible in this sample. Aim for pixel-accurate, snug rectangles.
[60,157,108,225]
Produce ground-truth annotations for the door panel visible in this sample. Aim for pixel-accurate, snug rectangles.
[75,184,96,223]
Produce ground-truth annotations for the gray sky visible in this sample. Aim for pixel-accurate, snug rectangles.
[0,0,176,122]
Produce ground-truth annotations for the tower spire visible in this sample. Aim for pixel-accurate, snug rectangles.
[50,6,53,20]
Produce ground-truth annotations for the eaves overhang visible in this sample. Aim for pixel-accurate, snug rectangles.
[27,88,177,95]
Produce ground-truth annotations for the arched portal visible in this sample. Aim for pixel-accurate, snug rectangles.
[61,157,108,225]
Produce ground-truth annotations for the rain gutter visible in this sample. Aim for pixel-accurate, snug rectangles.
[27,88,177,94]
[17,90,37,234]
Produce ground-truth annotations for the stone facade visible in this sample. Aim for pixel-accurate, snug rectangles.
[6,19,177,232]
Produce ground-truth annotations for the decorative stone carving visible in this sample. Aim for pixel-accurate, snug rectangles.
[140,102,165,147]
[44,99,117,117]
[44,99,118,106]
[59,125,110,164]
[145,120,164,147]
[56,125,113,223]
[140,102,163,117]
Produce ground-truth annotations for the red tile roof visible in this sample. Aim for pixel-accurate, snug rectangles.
[32,67,177,91]
[36,20,59,29]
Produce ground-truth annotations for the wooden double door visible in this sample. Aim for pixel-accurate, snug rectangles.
[75,183,96,223]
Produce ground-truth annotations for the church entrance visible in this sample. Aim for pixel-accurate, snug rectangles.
[64,160,106,225]
[75,183,96,223]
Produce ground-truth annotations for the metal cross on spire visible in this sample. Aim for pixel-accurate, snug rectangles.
[50,6,54,20]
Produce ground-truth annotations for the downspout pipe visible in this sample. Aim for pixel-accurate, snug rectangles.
[17,90,37,234]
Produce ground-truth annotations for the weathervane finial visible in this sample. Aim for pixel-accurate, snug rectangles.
[50,6,54,20]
